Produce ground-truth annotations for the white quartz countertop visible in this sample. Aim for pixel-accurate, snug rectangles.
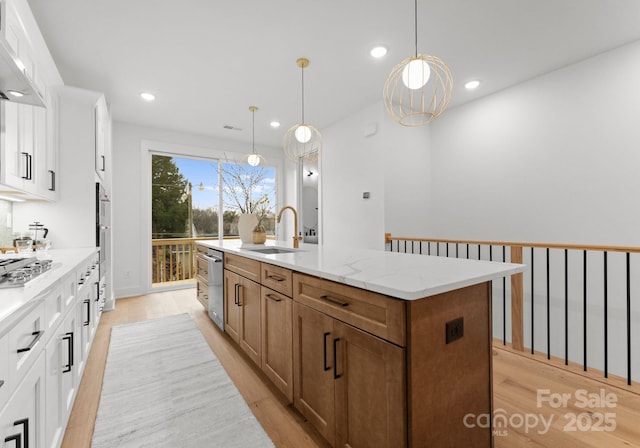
[0,247,97,335]
[196,240,526,300]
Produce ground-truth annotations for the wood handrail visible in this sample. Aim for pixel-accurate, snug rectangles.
[384,233,640,254]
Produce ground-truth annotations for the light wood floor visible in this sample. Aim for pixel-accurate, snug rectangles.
[61,289,640,448]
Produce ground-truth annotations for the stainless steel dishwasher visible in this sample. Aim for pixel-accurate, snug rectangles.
[203,248,224,331]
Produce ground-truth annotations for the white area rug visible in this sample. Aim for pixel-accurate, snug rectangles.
[92,313,274,448]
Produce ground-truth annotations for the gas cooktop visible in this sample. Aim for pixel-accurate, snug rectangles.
[0,257,53,288]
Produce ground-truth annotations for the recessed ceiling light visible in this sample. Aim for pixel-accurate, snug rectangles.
[370,46,388,58]
[269,121,281,128]
[140,92,155,101]
[464,80,480,90]
[7,90,24,97]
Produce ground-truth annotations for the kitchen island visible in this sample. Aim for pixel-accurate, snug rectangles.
[196,240,525,448]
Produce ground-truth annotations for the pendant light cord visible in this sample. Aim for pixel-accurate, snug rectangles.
[252,108,255,154]
[414,0,418,57]
[301,65,305,124]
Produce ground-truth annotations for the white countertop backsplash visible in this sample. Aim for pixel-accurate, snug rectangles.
[197,240,527,300]
[0,247,97,334]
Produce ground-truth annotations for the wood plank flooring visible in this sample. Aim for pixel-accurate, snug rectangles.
[61,289,640,448]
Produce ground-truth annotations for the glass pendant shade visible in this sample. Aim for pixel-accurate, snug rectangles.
[283,58,322,162]
[402,58,431,89]
[247,154,261,166]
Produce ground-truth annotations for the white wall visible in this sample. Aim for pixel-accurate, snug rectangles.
[112,122,291,299]
[426,40,640,382]
[321,101,432,250]
[430,40,640,246]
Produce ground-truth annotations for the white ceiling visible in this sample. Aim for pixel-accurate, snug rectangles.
[28,0,640,149]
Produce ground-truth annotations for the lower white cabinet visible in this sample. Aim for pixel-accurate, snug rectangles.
[0,352,45,448]
[45,310,78,448]
[1,251,101,448]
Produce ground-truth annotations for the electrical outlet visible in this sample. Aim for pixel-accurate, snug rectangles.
[446,317,464,344]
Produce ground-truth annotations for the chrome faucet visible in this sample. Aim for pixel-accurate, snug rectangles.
[276,206,303,248]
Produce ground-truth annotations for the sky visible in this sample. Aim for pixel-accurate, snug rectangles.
[172,156,276,212]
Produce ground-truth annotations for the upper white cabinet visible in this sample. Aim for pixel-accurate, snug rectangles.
[94,96,109,182]
[0,0,63,200]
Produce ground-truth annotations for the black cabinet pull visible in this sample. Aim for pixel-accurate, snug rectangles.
[234,284,239,305]
[83,299,91,326]
[8,418,29,448]
[21,152,29,180]
[101,155,105,172]
[95,281,100,302]
[27,154,32,180]
[333,338,342,379]
[265,293,282,302]
[266,275,286,282]
[17,331,43,353]
[323,332,331,372]
[4,433,21,448]
[48,170,56,191]
[237,284,243,307]
[320,295,349,307]
[62,332,74,373]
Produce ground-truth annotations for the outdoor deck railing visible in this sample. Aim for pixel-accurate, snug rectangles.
[151,237,218,284]
[385,233,639,390]
[151,235,275,285]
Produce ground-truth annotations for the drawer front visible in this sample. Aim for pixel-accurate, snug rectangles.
[196,281,209,309]
[293,273,406,346]
[225,253,260,283]
[43,284,64,345]
[197,244,208,256]
[261,263,293,297]
[0,332,9,409]
[197,255,209,278]
[8,302,45,388]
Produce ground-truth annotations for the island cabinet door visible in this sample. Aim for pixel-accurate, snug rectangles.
[293,302,336,446]
[224,270,241,343]
[333,321,406,448]
[261,287,293,402]
[238,275,262,367]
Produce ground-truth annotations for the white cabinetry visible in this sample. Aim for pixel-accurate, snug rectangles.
[0,250,101,448]
[45,305,77,448]
[0,0,62,200]
[0,353,45,448]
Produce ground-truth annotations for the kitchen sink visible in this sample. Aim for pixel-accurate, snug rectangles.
[246,247,298,254]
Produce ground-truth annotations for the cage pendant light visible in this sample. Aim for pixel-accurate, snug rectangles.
[283,58,321,162]
[383,0,453,126]
[245,106,264,166]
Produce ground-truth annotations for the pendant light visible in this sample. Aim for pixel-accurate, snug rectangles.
[245,106,264,167]
[383,0,453,126]
[283,58,321,162]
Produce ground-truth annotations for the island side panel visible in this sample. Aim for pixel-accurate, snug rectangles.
[407,281,493,448]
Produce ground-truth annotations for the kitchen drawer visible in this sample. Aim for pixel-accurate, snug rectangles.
[197,244,208,256]
[43,283,64,344]
[196,280,209,309]
[8,302,45,389]
[0,331,9,410]
[293,273,406,347]
[196,255,209,278]
[225,253,260,283]
[261,263,293,297]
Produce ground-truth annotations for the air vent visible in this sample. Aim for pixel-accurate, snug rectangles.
[223,125,243,131]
